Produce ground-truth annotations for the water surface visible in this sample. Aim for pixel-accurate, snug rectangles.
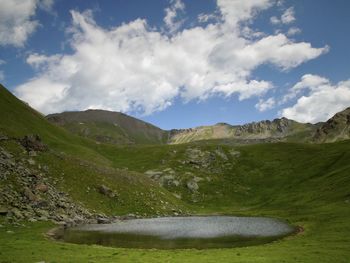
[58,216,295,249]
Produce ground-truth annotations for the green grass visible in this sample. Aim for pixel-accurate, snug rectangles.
[1,84,350,262]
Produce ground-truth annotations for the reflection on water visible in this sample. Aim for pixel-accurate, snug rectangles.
[57,216,295,249]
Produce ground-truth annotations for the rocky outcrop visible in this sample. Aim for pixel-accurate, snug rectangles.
[313,107,350,143]
[0,138,94,226]
[20,134,48,152]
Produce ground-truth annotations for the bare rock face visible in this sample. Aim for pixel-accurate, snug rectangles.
[168,117,316,144]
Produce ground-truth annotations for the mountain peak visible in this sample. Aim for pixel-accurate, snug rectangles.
[313,107,350,143]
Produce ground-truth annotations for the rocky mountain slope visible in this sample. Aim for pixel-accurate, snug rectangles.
[168,118,318,144]
[47,110,168,145]
[313,107,350,143]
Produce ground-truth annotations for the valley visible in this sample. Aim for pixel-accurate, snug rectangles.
[1,84,350,262]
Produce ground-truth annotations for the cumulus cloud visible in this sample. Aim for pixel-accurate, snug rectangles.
[281,75,350,123]
[15,0,328,115]
[217,0,272,27]
[255,97,275,111]
[270,6,295,25]
[281,7,295,24]
[0,0,54,47]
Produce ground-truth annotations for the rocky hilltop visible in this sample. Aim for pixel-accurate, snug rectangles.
[313,107,350,143]
[168,117,317,144]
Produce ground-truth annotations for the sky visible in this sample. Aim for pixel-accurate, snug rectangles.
[0,0,349,129]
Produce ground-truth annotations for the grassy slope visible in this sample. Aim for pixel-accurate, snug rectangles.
[1,85,350,262]
[46,110,168,145]
[0,84,185,216]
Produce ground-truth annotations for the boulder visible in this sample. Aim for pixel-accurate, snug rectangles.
[186,180,199,192]
[98,185,115,198]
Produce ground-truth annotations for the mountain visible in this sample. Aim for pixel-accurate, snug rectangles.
[168,117,318,144]
[47,110,319,145]
[47,110,168,145]
[313,107,350,143]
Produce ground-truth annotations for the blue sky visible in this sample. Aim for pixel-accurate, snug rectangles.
[0,0,349,129]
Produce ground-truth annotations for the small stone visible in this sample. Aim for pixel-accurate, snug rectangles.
[35,183,49,193]
[97,217,110,224]
[186,180,199,192]
[28,159,36,165]
[29,151,37,157]
[23,187,37,202]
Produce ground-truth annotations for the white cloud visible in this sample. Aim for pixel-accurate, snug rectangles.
[0,59,5,65]
[255,97,275,111]
[198,13,218,24]
[15,1,328,115]
[270,6,295,25]
[287,27,301,36]
[281,75,350,123]
[270,16,280,25]
[282,74,329,102]
[0,0,55,47]
[281,7,295,24]
[217,0,272,27]
[164,0,185,33]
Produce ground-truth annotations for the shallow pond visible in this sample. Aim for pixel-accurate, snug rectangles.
[57,216,296,249]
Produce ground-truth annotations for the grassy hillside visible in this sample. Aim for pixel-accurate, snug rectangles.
[47,110,168,145]
[1,84,350,262]
[0,84,186,216]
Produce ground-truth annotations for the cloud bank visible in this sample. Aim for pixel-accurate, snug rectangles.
[15,0,328,115]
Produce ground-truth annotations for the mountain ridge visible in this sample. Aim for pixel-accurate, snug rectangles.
[46,109,331,145]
